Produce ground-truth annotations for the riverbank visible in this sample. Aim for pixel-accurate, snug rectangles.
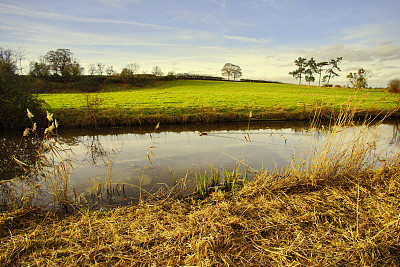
[1,154,399,266]
[39,80,400,127]
[1,112,400,265]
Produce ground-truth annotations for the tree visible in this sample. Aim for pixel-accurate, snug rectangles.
[88,64,96,76]
[289,57,307,85]
[388,79,400,93]
[222,63,242,80]
[305,58,317,86]
[97,63,105,76]
[232,65,242,80]
[45,48,74,75]
[68,60,84,77]
[152,66,163,76]
[347,68,370,89]
[106,66,115,75]
[323,57,342,86]
[126,62,140,74]
[120,67,134,82]
[316,61,328,86]
[29,57,50,77]
[1,48,43,128]
[0,47,17,73]
[222,63,234,80]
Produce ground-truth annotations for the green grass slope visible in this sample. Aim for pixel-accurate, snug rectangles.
[39,80,400,127]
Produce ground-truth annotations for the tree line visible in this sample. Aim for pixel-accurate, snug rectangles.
[289,57,343,87]
[289,56,377,89]
[29,48,167,80]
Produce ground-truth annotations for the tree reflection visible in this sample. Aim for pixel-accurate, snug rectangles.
[82,135,112,166]
[0,134,42,180]
[390,122,400,145]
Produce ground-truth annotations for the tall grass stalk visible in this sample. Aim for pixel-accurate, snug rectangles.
[0,109,76,211]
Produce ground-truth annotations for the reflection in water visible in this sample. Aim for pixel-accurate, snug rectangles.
[1,119,399,206]
[0,132,43,180]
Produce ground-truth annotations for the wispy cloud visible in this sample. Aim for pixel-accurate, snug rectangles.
[224,35,271,44]
[340,22,400,43]
[304,43,400,62]
[98,0,143,5]
[0,3,176,31]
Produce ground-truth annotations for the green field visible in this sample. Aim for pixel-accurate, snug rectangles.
[39,80,399,126]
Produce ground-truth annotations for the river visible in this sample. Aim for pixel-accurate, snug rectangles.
[1,120,399,207]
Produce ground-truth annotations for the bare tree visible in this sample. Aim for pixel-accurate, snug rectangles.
[152,65,163,76]
[106,66,115,75]
[126,62,140,74]
[97,63,105,76]
[88,64,96,76]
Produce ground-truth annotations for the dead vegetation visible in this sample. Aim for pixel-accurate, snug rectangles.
[1,155,399,266]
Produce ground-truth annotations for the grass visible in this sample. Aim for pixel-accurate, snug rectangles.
[38,80,400,127]
[195,166,248,198]
[1,107,400,265]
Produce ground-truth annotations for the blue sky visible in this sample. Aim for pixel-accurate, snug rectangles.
[1,0,399,86]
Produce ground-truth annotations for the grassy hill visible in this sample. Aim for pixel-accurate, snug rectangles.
[39,80,400,127]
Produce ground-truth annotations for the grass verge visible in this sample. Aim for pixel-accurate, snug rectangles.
[39,80,400,127]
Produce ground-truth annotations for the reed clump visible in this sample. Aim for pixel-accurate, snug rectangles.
[195,166,248,198]
[1,109,399,266]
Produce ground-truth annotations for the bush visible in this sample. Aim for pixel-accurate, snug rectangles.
[76,76,107,92]
[388,79,400,93]
[0,72,44,129]
[0,48,45,129]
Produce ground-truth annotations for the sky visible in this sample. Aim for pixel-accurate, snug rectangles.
[1,0,399,87]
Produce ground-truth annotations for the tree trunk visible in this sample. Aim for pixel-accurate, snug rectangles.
[318,72,321,86]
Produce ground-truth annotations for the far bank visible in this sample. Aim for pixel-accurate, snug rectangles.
[39,80,400,127]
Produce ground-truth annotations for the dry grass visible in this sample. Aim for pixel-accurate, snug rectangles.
[1,110,400,266]
[1,158,399,266]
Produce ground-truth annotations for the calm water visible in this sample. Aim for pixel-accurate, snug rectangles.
[1,120,399,205]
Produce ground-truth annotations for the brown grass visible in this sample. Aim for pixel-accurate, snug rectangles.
[1,157,399,266]
[1,110,400,266]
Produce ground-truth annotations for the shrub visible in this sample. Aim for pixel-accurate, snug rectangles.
[1,48,44,129]
[76,76,107,92]
[388,78,400,93]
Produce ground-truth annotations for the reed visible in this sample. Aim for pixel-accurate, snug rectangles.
[195,166,248,198]
[0,109,76,212]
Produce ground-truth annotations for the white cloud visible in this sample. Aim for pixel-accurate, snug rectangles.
[304,43,400,62]
[224,35,271,44]
[372,42,400,60]
[0,3,176,31]
[96,0,143,7]
[340,22,400,44]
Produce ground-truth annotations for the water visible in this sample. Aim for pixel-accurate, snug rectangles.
[1,120,399,206]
